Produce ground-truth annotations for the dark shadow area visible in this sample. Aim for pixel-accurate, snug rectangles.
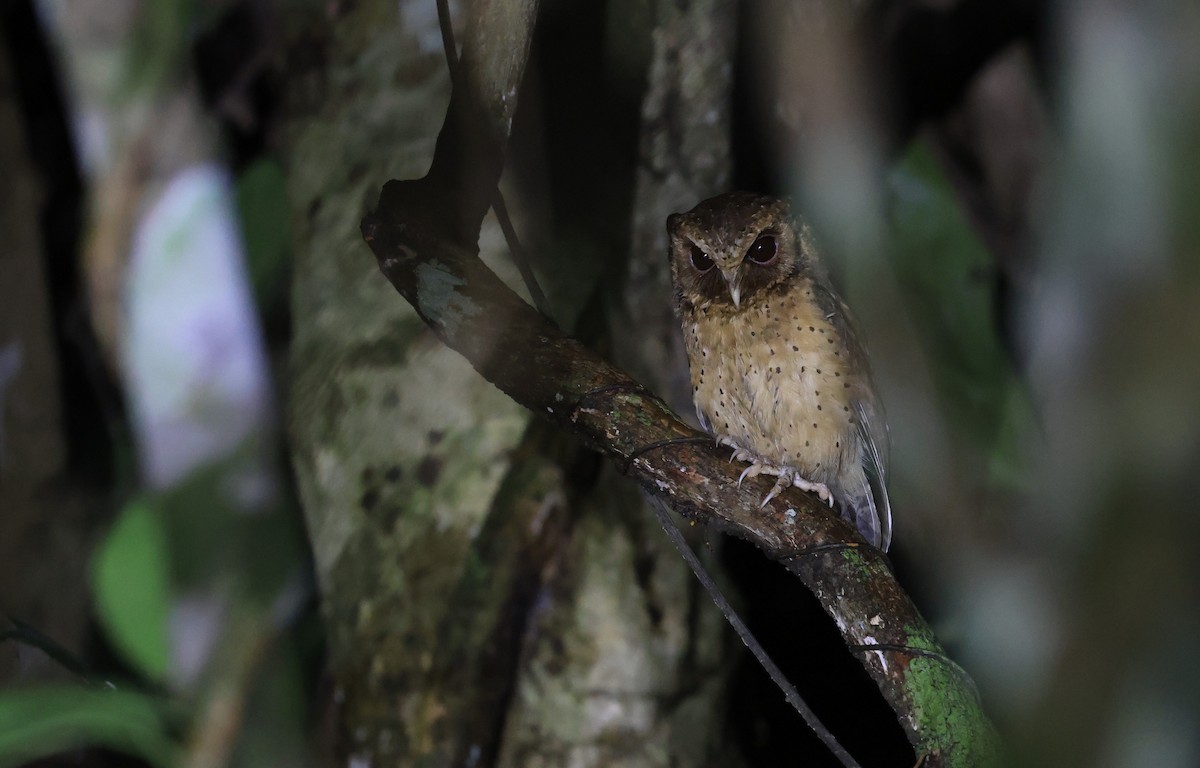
[722,537,914,766]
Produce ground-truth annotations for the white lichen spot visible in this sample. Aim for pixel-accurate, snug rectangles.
[415,260,481,334]
[863,635,888,673]
[869,614,883,627]
[381,244,418,271]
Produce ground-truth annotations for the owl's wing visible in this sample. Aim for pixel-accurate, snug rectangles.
[813,279,893,550]
[855,399,892,552]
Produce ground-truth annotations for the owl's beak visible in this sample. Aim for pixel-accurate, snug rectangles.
[721,268,741,308]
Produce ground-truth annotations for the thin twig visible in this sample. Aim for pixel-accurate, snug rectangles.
[435,0,461,84]
[1,615,93,682]
[644,493,863,768]
[848,643,982,704]
[434,0,553,318]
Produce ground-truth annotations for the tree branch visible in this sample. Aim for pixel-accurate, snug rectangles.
[361,188,998,765]
[423,0,538,245]
[359,0,999,763]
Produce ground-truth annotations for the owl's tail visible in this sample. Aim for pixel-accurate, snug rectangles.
[846,472,891,552]
[861,433,892,552]
[843,409,892,551]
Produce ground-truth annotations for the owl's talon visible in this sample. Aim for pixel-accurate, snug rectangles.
[759,475,790,508]
[737,463,764,486]
[719,438,756,465]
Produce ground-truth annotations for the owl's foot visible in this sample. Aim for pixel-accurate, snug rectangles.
[716,437,759,464]
[787,473,834,508]
[730,447,756,464]
[762,469,833,509]
[717,436,746,459]
[735,461,768,485]
[735,462,833,508]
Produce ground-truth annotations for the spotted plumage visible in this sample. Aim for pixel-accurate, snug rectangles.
[667,192,892,550]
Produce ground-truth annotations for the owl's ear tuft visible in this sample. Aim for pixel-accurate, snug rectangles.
[666,213,684,236]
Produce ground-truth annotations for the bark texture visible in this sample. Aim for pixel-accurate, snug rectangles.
[282,2,738,764]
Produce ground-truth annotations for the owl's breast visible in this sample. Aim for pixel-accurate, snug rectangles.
[682,280,863,482]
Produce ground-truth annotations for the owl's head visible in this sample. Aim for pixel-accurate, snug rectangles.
[667,192,814,311]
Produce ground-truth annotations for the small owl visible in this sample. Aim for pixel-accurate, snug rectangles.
[667,192,892,550]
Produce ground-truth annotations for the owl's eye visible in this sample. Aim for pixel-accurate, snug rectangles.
[747,234,777,264]
[690,245,714,272]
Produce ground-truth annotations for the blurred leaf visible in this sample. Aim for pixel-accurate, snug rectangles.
[92,500,170,682]
[124,0,192,97]
[234,638,311,768]
[236,158,292,312]
[888,142,1033,491]
[0,687,177,768]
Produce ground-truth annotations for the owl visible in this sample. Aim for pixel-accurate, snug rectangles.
[667,192,892,551]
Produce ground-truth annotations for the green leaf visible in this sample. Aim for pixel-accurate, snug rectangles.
[0,687,177,768]
[92,500,170,681]
[122,0,192,98]
[236,159,292,311]
[888,142,1034,491]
